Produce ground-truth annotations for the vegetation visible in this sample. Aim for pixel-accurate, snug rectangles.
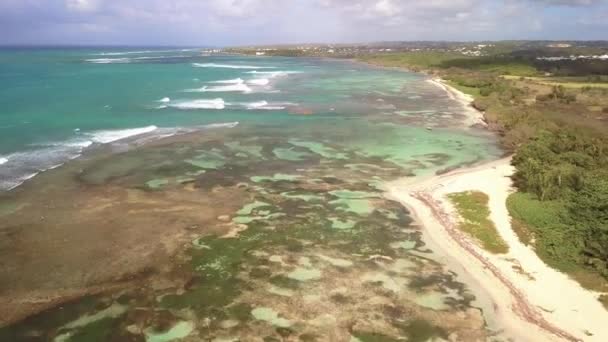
[360,46,608,292]
[601,294,608,310]
[448,191,509,254]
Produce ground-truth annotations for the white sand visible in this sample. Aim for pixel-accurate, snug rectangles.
[386,157,608,341]
[427,78,487,127]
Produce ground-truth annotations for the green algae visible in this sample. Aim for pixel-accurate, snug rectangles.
[161,235,250,314]
[48,303,127,342]
[192,238,212,250]
[79,154,145,185]
[251,174,301,183]
[352,332,400,342]
[145,321,194,342]
[146,178,169,189]
[0,201,26,217]
[350,319,447,342]
[269,275,301,289]
[288,139,348,159]
[273,147,309,161]
[402,319,447,342]
[251,308,292,328]
[55,317,119,342]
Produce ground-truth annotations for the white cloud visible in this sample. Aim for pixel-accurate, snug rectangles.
[1,0,607,45]
[65,0,100,12]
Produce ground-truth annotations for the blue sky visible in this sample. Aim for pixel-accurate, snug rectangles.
[0,0,606,46]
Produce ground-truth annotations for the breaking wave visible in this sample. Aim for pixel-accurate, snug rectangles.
[96,49,199,56]
[167,99,226,110]
[187,78,253,93]
[86,58,132,64]
[192,63,276,69]
[0,123,238,191]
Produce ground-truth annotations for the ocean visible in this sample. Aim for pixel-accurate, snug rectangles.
[0,47,499,191]
[0,47,505,340]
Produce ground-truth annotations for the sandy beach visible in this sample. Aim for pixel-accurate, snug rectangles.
[386,155,608,341]
[384,79,608,341]
[426,78,487,128]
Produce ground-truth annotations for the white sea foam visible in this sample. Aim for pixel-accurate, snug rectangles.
[96,49,197,56]
[131,55,189,60]
[204,122,240,129]
[246,71,301,77]
[159,97,171,103]
[86,58,132,64]
[248,78,270,86]
[169,99,226,110]
[86,125,159,144]
[187,82,252,94]
[0,157,8,165]
[246,101,269,109]
[211,78,244,84]
[192,63,276,69]
[242,101,295,110]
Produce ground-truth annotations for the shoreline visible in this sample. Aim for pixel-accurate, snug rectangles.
[386,156,608,341]
[382,62,607,341]
[426,78,487,128]
[355,57,488,129]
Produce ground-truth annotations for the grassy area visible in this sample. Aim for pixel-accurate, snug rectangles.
[507,193,608,292]
[447,191,509,254]
[360,52,467,71]
[502,75,608,89]
[359,48,608,293]
[444,80,481,98]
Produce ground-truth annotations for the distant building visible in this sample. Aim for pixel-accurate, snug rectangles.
[256,51,266,56]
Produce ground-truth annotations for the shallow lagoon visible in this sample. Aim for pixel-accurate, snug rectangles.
[0,53,502,341]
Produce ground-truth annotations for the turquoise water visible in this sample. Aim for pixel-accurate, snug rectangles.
[0,47,500,189]
[0,48,505,341]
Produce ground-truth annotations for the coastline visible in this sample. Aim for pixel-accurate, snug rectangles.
[425,78,487,128]
[386,157,608,341]
[384,75,608,341]
[355,57,487,128]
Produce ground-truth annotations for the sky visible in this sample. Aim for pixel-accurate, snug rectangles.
[0,0,607,46]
